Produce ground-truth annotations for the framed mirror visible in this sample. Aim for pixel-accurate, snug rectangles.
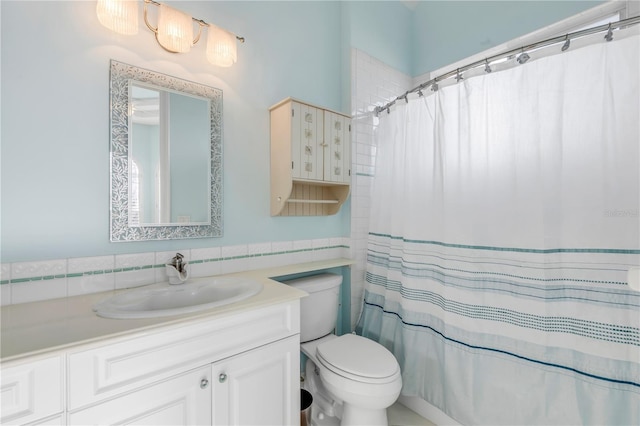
[110,60,223,241]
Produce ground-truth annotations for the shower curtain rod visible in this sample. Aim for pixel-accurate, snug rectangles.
[374,15,640,116]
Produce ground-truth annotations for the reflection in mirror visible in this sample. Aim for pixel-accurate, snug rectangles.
[110,60,223,241]
[129,83,210,226]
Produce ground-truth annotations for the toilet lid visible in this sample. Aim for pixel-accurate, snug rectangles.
[316,334,400,383]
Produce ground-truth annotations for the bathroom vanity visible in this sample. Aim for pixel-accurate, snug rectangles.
[0,259,353,425]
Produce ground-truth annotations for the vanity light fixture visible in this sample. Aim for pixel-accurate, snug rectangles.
[96,0,139,35]
[96,0,244,67]
[154,3,195,53]
[206,23,238,67]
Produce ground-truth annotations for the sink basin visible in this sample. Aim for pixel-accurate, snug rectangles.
[93,277,263,319]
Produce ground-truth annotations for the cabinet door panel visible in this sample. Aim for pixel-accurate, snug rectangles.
[68,366,211,426]
[0,356,63,425]
[324,111,351,183]
[213,336,299,426]
[292,102,323,181]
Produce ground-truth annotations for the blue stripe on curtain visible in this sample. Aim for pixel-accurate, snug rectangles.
[358,235,640,424]
[361,298,639,388]
[359,29,640,425]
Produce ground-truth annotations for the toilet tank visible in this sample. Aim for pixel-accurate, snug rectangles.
[284,273,342,342]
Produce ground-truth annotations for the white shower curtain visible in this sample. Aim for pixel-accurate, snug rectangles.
[358,29,640,425]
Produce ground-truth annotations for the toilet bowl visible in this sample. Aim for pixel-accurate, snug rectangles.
[285,274,402,426]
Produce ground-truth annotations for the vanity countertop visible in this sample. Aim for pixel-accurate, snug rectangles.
[0,258,354,363]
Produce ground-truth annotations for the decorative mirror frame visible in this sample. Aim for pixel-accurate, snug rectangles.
[109,60,223,241]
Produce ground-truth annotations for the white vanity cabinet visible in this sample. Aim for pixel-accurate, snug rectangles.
[2,300,300,426]
[68,336,298,426]
[270,98,351,216]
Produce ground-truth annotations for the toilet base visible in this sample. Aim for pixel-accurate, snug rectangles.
[341,405,388,426]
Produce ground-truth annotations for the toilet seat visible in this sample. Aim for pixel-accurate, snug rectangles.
[316,334,400,384]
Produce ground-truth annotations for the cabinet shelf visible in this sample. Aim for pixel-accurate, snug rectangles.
[273,181,350,216]
[270,98,351,216]
[287,199,339,204]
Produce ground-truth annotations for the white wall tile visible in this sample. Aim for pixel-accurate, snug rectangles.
[115,252,155,269]
[68,255,114,274]
[12,278,67,304]
[114,252,155,290]
[271,240,293,253]
[293,240,312,250]
[311,238,330,249]
[1,263,10,282]
[1,284,11,306]
[68,273,115,297]
[221,244,248,259]
[190,247,222,278]
[267,252,294,268]
[67,255,116,296]
[11,259,66,280]
[191,246,221,261]
[1,263,10,305]
[220,258,252,275]
[190,260,221,279]
[248,242,272,256]
[3,233,357,305]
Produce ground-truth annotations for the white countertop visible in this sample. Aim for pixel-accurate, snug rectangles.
[1,258,354,363]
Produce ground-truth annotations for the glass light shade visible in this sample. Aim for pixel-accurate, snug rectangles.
[206,24,237,67]
[157,4,193,53]
[96,0,139,35]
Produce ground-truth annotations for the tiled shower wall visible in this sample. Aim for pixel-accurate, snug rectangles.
[0,238,349,306]
[349,48,412,329]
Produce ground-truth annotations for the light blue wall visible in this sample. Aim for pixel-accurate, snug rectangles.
[0,1,349,262]
[0,1,609,263]
[344,1,413,76]
[412,0,606,76]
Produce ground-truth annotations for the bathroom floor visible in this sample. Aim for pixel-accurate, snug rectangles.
[387,402,436,426]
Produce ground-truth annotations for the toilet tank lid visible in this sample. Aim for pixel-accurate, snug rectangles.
[282,273,342,293]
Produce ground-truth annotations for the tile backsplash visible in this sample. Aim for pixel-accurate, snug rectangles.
[0,238,349,306]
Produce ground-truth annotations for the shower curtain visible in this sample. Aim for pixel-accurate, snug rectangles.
[357,29,640,425]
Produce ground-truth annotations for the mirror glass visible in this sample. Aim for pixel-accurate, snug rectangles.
[110,60,223,241]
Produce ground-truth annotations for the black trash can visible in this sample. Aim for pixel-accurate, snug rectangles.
[301,389,313,426]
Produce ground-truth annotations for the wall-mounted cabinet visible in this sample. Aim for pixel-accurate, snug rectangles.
[270,98,351,216]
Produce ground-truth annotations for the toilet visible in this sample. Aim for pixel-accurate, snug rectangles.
[285,273,402,426]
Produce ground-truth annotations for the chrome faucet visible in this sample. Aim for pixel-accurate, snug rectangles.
[166,252,189,284]
[169,252,185,273]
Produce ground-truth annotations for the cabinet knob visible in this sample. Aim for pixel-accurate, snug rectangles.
[219,373,228,383]
[200,378,209,389]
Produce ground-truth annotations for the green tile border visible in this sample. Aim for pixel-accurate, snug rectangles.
[3,244,350,285]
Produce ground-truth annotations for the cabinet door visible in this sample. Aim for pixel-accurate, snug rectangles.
[292,102,324,181]
[0,356,63,426]
[68,366,211,425]
[213,336,299,426]
[323,111,351,183]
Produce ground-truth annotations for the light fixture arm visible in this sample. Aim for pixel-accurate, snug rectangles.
[143,0,158,33]
[142,0,243,51]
